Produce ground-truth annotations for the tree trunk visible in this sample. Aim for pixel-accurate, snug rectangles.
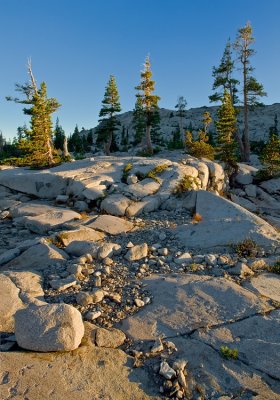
[145,124,153,154]
[242,61,250,162]
[104,132,112,155]
[179,116,185,149]
[46,139,54,165]
[63,136,70,157]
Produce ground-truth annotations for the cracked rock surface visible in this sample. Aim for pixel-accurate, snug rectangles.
[0,154,280,399]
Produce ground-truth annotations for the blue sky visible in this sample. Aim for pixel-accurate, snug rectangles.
[1,0,280,139]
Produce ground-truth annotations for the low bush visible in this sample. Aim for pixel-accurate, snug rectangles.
[220,346,238,360]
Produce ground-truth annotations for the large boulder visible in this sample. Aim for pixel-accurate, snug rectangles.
[260,177,280,195]
[176,190,280,250]
[0,168,67,199]
[15,303,84,352]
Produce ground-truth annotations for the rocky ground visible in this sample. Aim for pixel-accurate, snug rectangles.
[0,152,280,400]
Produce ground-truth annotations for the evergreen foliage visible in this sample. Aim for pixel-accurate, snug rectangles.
[259,131,280,178]
[209,39,239,104]
[53,118,66,151]
[215,90,238,166]
[185,112,215,160]
[68,125,84,153]
[175,96,187,145]
[132,95,146,145]
[135,56,160,154]
[6,61,60,167]
[97,75,121,155]
[234,22,266,161]
[168,126,184,149]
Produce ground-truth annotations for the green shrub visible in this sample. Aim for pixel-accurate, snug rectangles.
[173,175,200,195]
[268,261,280,274]
[146,164,169,183]
[220,346,238,360]
[122,163,133,182]
[185,130,215,160]
[235,238,260,258]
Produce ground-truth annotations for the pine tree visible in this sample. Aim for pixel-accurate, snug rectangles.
[175,96,187,145]
[135,56,160,154]
[209,39,239,105]
[97,75,121,155]
[260,133,280,177]
[234,22,266,162]
[0,131,5,153]
[268,114,279,137]
[150,109,163,146]
[215,90,238,167]
[168,125,183,149]
[6,60,60,167]
[185,112,215,160]
[68,125,84,153]
[132,95,146,145]
[53,118,66,151]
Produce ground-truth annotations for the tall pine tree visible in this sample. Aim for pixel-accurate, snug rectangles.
[209,39,239,105]
[97,75,121,155]
[6,60,60,167]
[215,90,238,167]
[234,22,266,161]
[135,56,160,154]
[132,95,146,145]
[175,96,187,146]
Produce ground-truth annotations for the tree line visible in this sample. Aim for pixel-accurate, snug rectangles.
[0,22,279,177]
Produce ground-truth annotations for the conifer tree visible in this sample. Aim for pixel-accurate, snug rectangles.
[234,22,266,161]
[175,96,187,145]
[68,125,83,153]
[53,118,66,151]
[135,56,160,154]
[132,95,146,145]
[185,112,215,160]
[150,109,163,146]
[97,75,121,155]
[260,133,280,177]
[6,60,60,167]
[215,90,238,166]
[209,40,239,105]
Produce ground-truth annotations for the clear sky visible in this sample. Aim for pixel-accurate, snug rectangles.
[1,0,280,140]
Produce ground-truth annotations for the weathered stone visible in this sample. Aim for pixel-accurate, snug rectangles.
[82,185,107,200]
[87,215,134,235]
[76,291,94,306]
[159,361,176,380]
[15,304,84,351]
[95,328,126,348]
[228,262,254,278]
[64,241,99,257]
[244,184,257,198]
[0,274,24,332]
[98,242,121,259]
[50,276,77,291]
[57,227,105,246]
[123,178,161,199]
[0,347,157,400]
[23,209,81,234]
[101,193,131,216]
[260,177,280,195]
[91,289,105,303]
[176,190,280,250]
[246,273,280,302]
[4,271,44,304]
[125,243,148,261]
[3,242,69,271]
[119,274,270,340]
[174,252,192,265]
